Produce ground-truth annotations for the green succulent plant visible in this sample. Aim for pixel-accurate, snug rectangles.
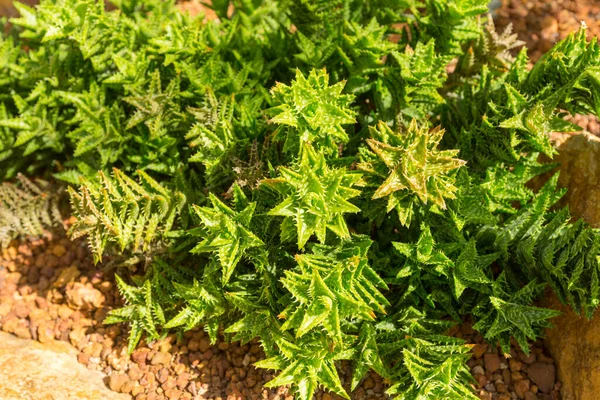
[262,143,361,248]
[359,120,466,225]
[2,1,600,399]
[269,68,356,157]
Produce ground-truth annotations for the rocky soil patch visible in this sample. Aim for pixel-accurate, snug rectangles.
[0,223,561,400]
[451,323,561,400]
[0,225,390,400]
[496,0,600,62]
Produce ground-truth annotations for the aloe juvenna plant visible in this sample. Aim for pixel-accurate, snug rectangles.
[1,0,600,398]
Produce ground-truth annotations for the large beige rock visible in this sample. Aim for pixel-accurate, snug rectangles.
[551,131,600,227]
[542,131,600,400]
[0,332,130,400]
[543,294,599,400]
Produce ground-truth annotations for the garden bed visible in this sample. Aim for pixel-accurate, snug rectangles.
[1,0,600,399]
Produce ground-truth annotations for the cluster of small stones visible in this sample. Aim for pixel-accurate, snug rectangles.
[496,0,600,62]
[450,323,561,400]
[567,114,600,136]
[0,223,389,400]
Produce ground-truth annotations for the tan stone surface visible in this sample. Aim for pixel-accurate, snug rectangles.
[542,131,600,400]
[0,331,130,400]
[542,294,598,400]
[551,131,600,227]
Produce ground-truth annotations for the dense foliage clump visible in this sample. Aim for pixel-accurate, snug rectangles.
[2,0,600,398]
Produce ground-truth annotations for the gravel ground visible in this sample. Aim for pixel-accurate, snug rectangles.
[0,223,561,400]
[496,0,600,63]
[451,323,561,400]
[0,224,389,400]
